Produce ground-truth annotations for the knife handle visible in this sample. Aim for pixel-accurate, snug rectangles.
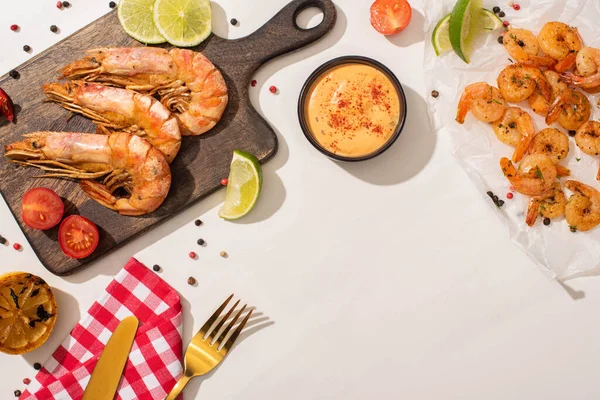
[165,374,193,400]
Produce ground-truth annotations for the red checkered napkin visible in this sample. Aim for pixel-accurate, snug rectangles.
[21,258,183,400]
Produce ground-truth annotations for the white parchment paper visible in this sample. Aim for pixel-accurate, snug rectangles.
[423,0,600,279]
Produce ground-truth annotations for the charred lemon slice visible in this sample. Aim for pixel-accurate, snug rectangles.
[0,272,57,355]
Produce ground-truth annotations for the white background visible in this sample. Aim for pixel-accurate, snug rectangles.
[1,0,600,399]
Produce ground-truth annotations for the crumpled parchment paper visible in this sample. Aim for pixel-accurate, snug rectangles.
[423,0,600,279]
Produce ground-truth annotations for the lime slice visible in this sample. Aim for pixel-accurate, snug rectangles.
[153,0,212,47]
[432,14,452,56]
[118,0,166,44]
[434,9,501,57]
[449,0,483,63]
[218,150,263,220]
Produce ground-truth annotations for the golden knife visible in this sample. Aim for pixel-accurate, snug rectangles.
[82,316,139,400]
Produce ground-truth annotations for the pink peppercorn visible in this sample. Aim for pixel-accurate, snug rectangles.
[221,178,228,186]
[56,1,62,8]
[251,80,257,87]
[269,85,277,94]
[507,192,514,199]
[189,251,197,259]
[503,20,510,27]
[23,378,31,385]
[510,185,516,192]
[10,24,19,31]
[13,243,21,250]
[513,4,520,10]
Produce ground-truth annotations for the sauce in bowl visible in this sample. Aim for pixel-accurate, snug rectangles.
[299,57,406,161]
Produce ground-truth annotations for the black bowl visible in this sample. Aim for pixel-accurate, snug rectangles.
[297,55,407,162]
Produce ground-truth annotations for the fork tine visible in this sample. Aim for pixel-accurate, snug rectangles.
[215,304,246,347]
[197,294,234,338]
[208,299,240,342]
[222,309,253,353]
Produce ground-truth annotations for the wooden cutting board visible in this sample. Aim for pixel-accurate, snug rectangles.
[0,0,336,275]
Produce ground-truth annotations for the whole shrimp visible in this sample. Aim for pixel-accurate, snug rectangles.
[43,81,181,163]
[456,82,507,124]
[492,107,535,162]
[575,121,600,180]
[503,28,555,67]
[497,64,552,103]
[4,132,171,216]
[561,47,600,90]
[500,154,557,196]
[545,89,591,131]
[528,128,569,164]
[60,47,228,136]
[528,70,568,117]
[538,22,583,72]
[525,183,566,227]
[564,180,600,232]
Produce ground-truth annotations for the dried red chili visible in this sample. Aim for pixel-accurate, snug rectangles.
[0,88,14,123]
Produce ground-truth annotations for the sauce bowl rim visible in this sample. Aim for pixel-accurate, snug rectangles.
[297,55,407,162]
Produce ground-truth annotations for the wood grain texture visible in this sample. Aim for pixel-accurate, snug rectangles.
[0,0,336,275]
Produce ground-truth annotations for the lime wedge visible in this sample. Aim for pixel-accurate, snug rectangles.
[434,9,501,57]
[432,14,452,56]
[153,0,212,47]
[449,0,483,63]
[218,150,263,220]
[118,0,166,44]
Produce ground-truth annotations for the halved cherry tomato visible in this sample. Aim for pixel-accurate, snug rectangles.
[21,187,64,230]
[0,88,14,123]
[58,215,99,259]
[370,0,412,36]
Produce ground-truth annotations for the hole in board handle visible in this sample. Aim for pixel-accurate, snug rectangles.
[296,7,325,30]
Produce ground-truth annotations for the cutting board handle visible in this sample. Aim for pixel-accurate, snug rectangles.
[244,0,337,66]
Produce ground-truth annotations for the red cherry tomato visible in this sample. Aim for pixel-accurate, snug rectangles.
[58,215,99,259]
[0,88,14,123]
[370,0,412,35]
[21,187,64,230]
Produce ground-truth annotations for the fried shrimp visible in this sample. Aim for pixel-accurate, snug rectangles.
[538,22,583,72]
[528,128,569,164]
[528,70,568,117]
[561,47,600,89]
[503,28,555,67]
[4,132,171,216]
[575,121,600,180]
[43,81,181,163]
[497,64,552,103]
[60,47,228,136]
[500,154,557,196]
[526,183,566,227]
[545,89,591,131]
[492,107,536,162]
[565,180,600,232]
[456,82,507,124]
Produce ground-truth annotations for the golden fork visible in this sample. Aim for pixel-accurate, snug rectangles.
[165,294,253,400]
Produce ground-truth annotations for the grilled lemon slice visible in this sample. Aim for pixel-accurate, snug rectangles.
[0,272,57,355]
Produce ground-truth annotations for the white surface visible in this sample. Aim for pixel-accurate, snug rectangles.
[1,1,600,399]
[424,0,600,280]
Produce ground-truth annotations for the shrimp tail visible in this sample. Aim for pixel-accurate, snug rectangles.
[535,75,553,102]
[556,164,571,177]
[545,95,564,125]
[500,157,517,183]
[80,180,118,211]
[527,56,556,69]
[554,52,577,73]
[512,112,536,162]
[526,199,541,227]
[561,71,600,89]
[456,91,471,124]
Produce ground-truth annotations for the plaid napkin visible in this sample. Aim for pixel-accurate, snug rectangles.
[21,258,183,400]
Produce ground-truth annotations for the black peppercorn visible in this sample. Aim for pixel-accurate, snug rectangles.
[62,1,70,7]
[492,6,501,13]
[431,90,439,98]
[33,362,42,370]
[0,236,6,245]
[23,45,31,52]
[497,200,505,207]
[50,25,58,33]
[493,195,499,203]
[497,36,504,44]
[498,11,505,17]
[187,277,196,285]
[14,390,21,397]
[109,1,116,8]
[517,40,524,47]
[570,226,577,232]
[568,130,576,136]
[230,18,238,26]
[197,238,205,246]
[487,191,494,198]
[194,219,202,226]
[543,217,551,226]
[8,70,19,79]
[152,264,160,272]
